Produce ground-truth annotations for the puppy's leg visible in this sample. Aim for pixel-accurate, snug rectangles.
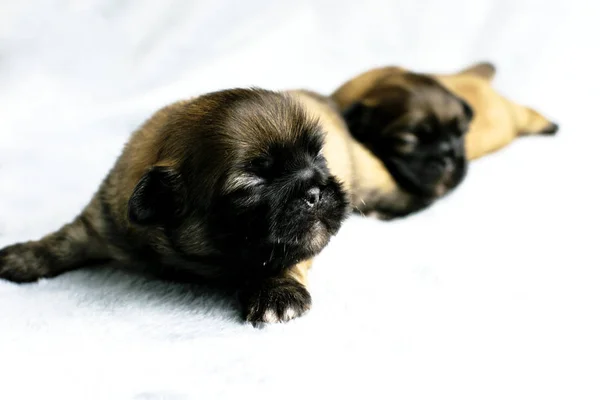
[511,103,559,137]
[0,208,110,283]
[361,197,433,221]
[239,259,313,326]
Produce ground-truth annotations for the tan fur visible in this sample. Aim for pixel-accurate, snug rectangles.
[288,90,412,216]
[332,66,406,109]
[332,63,558,161]
[437,63,557,159]
[286,259,312,288]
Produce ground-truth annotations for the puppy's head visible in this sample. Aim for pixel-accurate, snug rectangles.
[342,72,472,202]
[128,89,348,280]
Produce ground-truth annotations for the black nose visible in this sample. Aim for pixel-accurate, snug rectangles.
[304,187,321,208]
[449,136,465,157]
[438,139,462,158]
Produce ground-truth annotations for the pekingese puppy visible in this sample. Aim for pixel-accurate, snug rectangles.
[330,62,558,219]
[0,88,349,325]
[331,67,472,219]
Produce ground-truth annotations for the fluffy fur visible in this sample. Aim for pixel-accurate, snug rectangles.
[0,88,349,325]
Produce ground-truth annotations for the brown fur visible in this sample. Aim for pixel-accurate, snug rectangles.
[0,88,350,326]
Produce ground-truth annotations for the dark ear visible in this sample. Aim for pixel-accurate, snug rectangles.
[460,98,474,122]
[342,101,375,140]
[128,166,187,226]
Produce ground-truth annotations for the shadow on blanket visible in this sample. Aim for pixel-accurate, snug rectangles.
[28,263,243,327]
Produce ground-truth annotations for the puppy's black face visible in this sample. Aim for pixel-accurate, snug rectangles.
[211,122,348,280]
[128,89,348,281]
[343,73,472,204]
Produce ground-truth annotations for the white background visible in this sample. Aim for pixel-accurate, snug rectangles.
[0,1,599,399]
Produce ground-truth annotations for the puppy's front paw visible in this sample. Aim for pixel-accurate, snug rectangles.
[239,277,312,326]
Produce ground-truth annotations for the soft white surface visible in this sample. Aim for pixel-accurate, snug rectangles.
[1,1,599,399]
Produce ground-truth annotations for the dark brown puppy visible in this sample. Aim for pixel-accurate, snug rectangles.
[0,88,349,325]
[331,67,472,219]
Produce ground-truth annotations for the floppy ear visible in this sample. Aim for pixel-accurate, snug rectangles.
[128,166,187,225]
[342,101,377,140]
[459,62,496,81]
[460,98,475,122]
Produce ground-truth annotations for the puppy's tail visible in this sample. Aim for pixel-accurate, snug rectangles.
[458,61,497,81]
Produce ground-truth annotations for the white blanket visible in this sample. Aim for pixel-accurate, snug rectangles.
[1,1,598,399]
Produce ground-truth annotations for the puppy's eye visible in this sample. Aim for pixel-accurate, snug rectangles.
[391,132,418,153]
[249,156,273,174]
[391,131,419,145]
[397,132,418,145]
[314,152,326,164]
[419,125,433,135]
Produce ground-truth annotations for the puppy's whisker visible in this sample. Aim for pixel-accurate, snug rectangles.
[269,247,275,262]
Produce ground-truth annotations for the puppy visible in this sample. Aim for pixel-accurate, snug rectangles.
[330,62,558,219]
[333,62,558,161]
[331,67,473,219]
[0,88,349,325]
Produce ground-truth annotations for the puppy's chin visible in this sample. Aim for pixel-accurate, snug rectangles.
[269,221,331,259]
[427,156,468,198]
[389,155,467,201]
[202,175,348,280]
[396,159,467,217]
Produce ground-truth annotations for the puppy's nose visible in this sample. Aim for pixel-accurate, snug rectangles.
[304,187,321,208]
[449,136,465,157]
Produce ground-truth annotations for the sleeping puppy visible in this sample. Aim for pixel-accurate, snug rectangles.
[0,88,349,325]
[333,62,558,162]
[331,62,558,219]
[331,67,472,219]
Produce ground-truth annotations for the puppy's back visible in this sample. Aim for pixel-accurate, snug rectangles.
[435,70,556,159]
